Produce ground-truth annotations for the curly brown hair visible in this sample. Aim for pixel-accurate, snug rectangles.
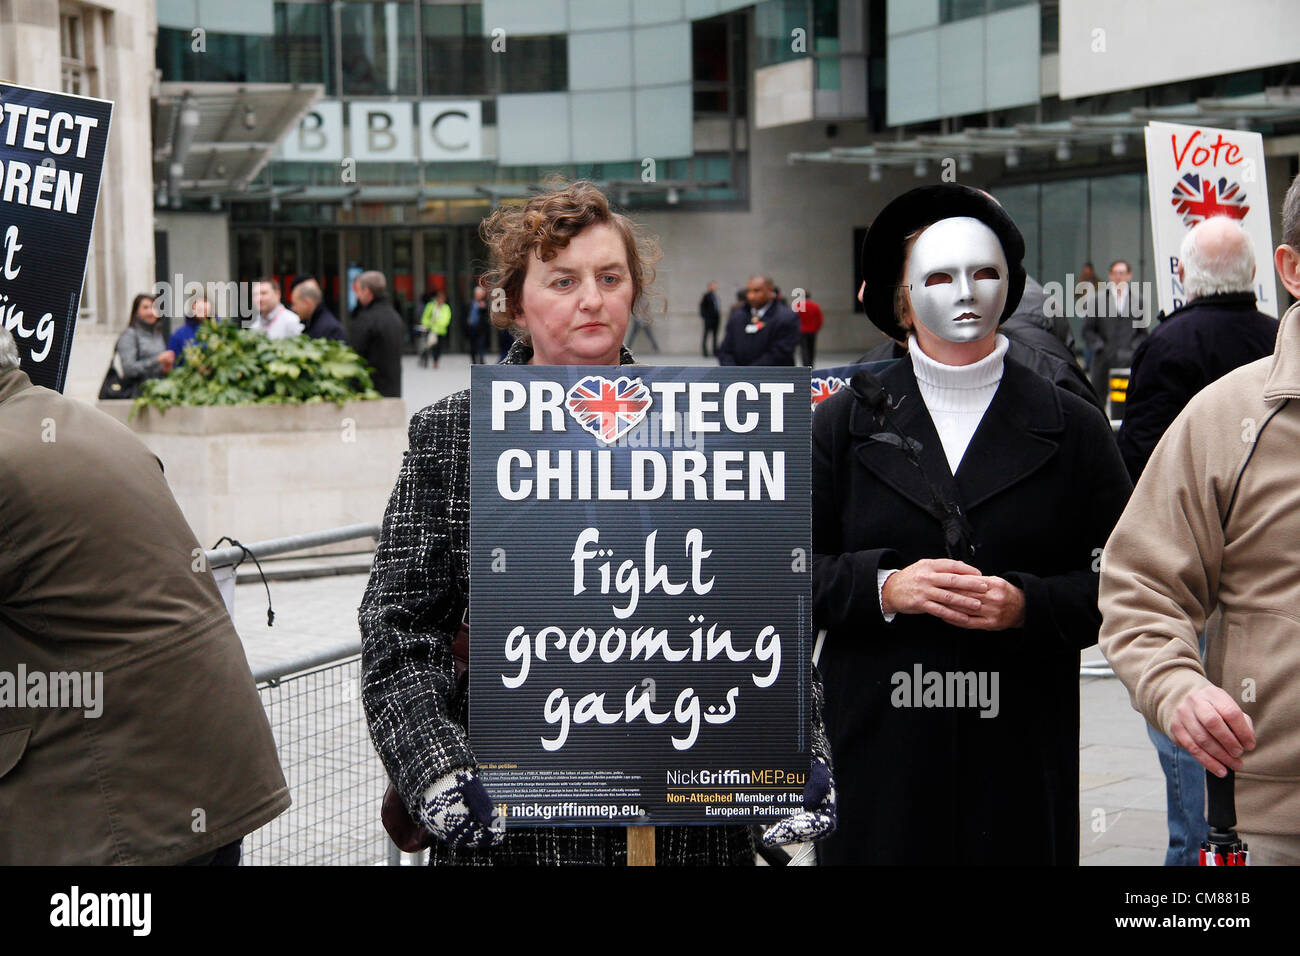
[479,180,660,340]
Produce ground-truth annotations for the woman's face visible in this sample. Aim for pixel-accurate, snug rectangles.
[136,298,157,324]
[901,217,1007,345]
[515,222,633,367]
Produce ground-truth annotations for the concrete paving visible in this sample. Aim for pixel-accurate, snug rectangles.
[232,349,1175,867]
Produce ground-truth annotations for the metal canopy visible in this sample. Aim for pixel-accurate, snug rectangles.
[152,81,323,206]
[789,87,1300,171]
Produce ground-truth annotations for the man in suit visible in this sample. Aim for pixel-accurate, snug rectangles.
[716,274,800,367]
[1082,259,1149,402]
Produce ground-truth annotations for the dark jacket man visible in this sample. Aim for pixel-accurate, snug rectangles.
[699,285,721,358]
[1082,268,1149,399]
[699,287,720,326]
[716,299,800,367]
[1117,291,1278,481]
[0,365,290,864]
[350,291,406,398]
[304,302,348,343]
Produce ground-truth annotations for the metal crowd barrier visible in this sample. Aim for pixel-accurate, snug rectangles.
[241,642,395,866]
[204,524,409,866]
[221,498,1121,866]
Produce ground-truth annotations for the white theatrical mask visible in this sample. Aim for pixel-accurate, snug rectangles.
[904,217,1009,343]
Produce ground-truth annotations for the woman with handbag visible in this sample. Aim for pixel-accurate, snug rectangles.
[104,294,174,398]
[812,184,1132,865]
[359,180,835,865]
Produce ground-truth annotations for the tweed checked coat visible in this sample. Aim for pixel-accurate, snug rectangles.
[359,341,758,865]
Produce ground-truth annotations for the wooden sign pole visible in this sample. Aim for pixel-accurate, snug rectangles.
[627,825,655,866]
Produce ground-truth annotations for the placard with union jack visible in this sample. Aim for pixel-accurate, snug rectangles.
[1144,121,1276,318]
[468,364,812,827]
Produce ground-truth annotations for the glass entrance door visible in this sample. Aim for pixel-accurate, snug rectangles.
[382,231,416,331]
[338,230,374,318]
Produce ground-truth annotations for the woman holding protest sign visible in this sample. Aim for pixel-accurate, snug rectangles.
[811,184,1131,864]
[360,180,834,865]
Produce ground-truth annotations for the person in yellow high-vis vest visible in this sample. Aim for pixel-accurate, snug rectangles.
[420,289,453,368]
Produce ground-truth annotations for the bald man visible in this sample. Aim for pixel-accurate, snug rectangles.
[1118,216,1278,482]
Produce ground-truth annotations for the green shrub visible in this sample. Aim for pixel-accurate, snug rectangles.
[133,320,380,416]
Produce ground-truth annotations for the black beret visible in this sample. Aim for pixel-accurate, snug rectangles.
[859,184,1026,342]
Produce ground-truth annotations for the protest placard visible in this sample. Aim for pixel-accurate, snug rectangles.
[1144,120,1275,318]
[0,82,113,392]
[469,365,811,826]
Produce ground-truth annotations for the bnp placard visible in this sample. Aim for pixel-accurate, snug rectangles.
[469,365,811,826]
[0,83,113,392]
[1144,120,1274,318]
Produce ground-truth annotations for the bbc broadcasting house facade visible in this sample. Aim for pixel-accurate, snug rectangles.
[6,0,1299,376]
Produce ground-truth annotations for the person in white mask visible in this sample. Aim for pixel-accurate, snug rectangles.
[810,183,1132,865]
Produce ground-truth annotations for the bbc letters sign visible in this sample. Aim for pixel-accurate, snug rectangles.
[0,82,112,393]
[469,365,812,826]
[279,99,483,163]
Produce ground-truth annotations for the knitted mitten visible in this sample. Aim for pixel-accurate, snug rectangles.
[418,768,505,850]
[762,668,838,847]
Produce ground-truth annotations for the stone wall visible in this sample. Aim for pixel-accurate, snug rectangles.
[96,398,408,551]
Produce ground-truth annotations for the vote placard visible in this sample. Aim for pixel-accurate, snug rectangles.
[0,82,112,393]
[469,365,811,827]
[1144,121,1274,318]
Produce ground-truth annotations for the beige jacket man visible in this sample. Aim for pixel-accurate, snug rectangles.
[1099,298,1300,857]
[0,364,289,864]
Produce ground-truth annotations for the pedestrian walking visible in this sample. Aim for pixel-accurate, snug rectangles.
[350,270,406,397]
[699,281,720,357]
[796,289,823,366]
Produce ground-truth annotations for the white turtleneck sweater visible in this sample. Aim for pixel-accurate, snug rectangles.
[907,332,1009,474]
[876,333,1009,621]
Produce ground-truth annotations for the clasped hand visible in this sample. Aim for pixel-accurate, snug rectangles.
[881,558,1026,630]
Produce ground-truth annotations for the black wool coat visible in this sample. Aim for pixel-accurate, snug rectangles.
[1117,292,1278,482]
[811,354,1131,865]
[350,294,407,397]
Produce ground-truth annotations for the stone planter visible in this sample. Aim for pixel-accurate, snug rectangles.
[96,398,408,552]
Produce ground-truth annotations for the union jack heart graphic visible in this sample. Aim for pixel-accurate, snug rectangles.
[810,376,846,410]
[565,375,653,443]
[1170,173,1250,228]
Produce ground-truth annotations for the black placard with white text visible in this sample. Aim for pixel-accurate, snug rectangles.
[0,82,113,393]
[469,364,811,826]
